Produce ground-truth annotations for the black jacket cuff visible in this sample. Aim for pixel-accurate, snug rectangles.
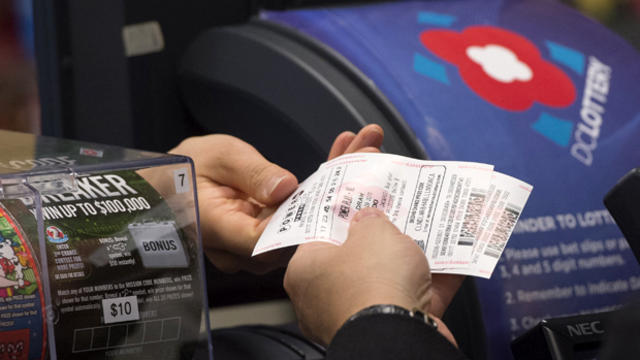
[326,313,468,360]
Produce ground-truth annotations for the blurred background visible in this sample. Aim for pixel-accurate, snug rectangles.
[0,0,39,134]
[0,0,638,138]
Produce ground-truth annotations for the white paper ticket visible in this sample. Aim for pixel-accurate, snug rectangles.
[253,153,532,278]
[446,172,533,278]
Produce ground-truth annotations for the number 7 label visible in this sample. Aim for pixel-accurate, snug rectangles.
[173,168,190,194]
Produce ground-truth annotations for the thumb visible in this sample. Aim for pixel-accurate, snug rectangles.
[347,207,402,245]
[178,135,299,205]
[350,207,389,226]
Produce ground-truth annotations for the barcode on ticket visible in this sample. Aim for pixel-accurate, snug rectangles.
[485,206,521,258]
[458,191,485,246]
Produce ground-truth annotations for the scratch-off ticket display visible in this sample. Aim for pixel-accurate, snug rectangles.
[0,202,47,360]
[0,130,210,360]
[38,170,205,360]
[0,169,206,360]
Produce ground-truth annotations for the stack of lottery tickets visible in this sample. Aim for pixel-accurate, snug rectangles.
[253,153,532,278]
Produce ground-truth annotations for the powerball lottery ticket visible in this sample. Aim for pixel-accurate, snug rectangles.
[252,153,531,277]
[445,172,533,278]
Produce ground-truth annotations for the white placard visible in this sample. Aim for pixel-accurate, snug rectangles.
[102,296,140,324]
[122,21,165,57]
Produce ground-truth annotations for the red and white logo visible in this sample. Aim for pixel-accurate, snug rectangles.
[46,226,68,243]
[420,26,576,111]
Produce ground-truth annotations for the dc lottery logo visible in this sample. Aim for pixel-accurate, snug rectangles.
[420,26,576,111]
[46,226,68,244]
[413,12,611,166]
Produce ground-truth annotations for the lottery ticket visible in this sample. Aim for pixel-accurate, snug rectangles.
[254,153,533,278]
[0,201,47,360]
[445,172,533,278]
[471,172,533,277]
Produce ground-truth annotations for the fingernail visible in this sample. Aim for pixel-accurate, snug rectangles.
[352,207,384,223]
[360,132,383,150]
[266,174,297,202]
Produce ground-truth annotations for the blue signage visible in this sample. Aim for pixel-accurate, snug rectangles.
[264,1,640,358]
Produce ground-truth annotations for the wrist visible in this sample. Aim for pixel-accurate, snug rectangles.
[348,304,438,329]
[321,286,421,346]
[343,306,458,348]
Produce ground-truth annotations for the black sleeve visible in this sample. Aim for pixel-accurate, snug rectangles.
[326,313,469,360]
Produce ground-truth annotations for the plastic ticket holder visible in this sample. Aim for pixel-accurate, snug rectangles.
[0,130,212,360]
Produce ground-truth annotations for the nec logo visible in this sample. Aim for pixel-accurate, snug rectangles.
[566,321,604,337]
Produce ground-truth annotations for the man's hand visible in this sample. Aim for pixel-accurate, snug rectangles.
[431,273,465,318]
[284,207,435,346]
[285,207,461,346]
[169,125,383,274]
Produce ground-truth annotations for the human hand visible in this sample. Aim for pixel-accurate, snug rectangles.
[285,207,460,346]
[431,274,465,319]
[169,125,384,274]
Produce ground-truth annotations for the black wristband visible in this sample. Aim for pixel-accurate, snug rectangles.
[348,304,438,329]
